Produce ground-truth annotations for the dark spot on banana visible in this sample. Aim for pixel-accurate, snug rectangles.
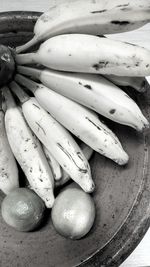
[116,4,129,8]
[77,152,84,161]
[91,9,107,14]
[109,109,116,114]
[69,54,72,56]
[79,82,82,85]
[120,7,131,11]
[39,165,43,173]
[30,167,33,173]
[33,103,40,109]
[93,61,109,70]
[24,149,27,152]
[125,42,136,47]
[34,143,38,149]
[57,143,87,173]
[101,61,109,67]
[111,20,130,25]
[25,138,30,142]
[97,35,106,38]
[84,84,92,90]
[36,122,46,135]
[39,178,43,182]
[135,62,140,67]
[85,116,102,131]
[32,142,38,149]
[92,63,100,70]
[146,64,149,68]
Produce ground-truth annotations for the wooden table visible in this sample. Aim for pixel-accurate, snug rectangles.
[1,1,150,266]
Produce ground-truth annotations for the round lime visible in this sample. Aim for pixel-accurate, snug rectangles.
[1,188,45,232]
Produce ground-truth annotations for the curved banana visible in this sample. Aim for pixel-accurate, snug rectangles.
[0,92,19,195]
[10,81,94,193]
[17,66,149,132]
[16,0,150,53]
[104,75,148,93]
[42,145,62,181]
[3,86,55,208]
[15,74,129,166]
[16,34,150,77]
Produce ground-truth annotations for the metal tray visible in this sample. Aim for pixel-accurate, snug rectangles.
[0,11,150,267]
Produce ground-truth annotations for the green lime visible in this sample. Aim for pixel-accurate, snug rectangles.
[1,188,45,232]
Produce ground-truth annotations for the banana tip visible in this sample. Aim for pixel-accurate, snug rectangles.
[136,119,149,133]
[142,121,150,134]
[115,152,129,166]
[45,195,55,208]
[83,180,95,193]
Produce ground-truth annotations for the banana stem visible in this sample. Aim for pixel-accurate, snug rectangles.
[2,86,16,109]
[15,35,39,54]
[9,81,29,104]
[15,52,36,65]
[17,65,42,80]
[15,74,41,94]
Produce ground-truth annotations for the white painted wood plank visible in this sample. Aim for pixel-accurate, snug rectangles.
[120,227,150,267]
[0,1,150,266]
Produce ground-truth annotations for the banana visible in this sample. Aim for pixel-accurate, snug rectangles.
[15,34,150,77]
[10,81,94,193]
[104,75,148,93]
[42,145,62,181]
[17,66,149,132]
[0,91,19,195]
[56,142,93,187]
[15,74,129,166]
[3,86,55,208]
[16,0,150,53]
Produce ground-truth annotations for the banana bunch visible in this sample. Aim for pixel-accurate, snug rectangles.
[0,0,149,213]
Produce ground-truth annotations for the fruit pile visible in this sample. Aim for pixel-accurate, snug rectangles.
[0,0,150,239]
